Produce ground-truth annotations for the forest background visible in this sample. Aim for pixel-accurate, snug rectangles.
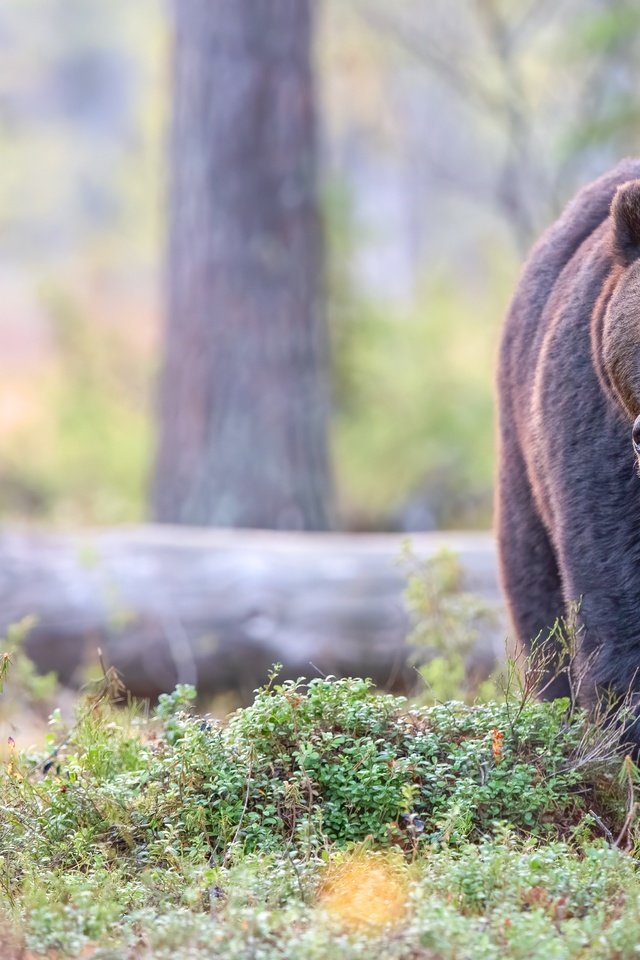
[0,0,637,533]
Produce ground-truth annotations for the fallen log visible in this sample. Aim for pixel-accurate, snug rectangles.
[0,526,504,699]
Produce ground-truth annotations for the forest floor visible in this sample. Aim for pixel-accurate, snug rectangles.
[2,664,640,960]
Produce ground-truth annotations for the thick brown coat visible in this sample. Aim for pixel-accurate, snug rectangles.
[497,158,640,724]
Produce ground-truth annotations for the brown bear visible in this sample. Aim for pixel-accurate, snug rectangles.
[496,157,640,725]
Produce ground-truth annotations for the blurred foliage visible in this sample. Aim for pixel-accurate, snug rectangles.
[327,183,508,528]
[0,0,160,525]
[0,617,57,705]
[0,290,151,524]
[0,0,165,268]
[558,2,640,164]
[0,188,506,529]
[401,546,501,703]
[0,617,60,755]
[0,1,639,529]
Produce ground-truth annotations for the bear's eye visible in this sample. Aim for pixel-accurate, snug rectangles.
[633,415,640,452]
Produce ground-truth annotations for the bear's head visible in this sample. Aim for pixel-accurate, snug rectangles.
[600,180,640,455]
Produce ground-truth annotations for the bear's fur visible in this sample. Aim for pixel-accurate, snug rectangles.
[496,158,640,724]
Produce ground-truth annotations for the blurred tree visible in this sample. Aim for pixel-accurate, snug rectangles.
[153,0,333,529]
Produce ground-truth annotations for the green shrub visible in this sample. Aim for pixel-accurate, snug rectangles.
[1,674,639,957]
[0,677,629,872]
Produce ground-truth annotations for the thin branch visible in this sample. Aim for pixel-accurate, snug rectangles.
[353,0,506,116]
[509,0,573,49]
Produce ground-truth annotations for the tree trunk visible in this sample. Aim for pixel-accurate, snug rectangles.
[153,0,332,530]
[0,527,503,701]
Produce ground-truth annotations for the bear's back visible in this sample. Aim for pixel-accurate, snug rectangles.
[499,158,640,421]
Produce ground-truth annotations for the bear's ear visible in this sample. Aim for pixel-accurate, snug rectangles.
[611,180,640,266]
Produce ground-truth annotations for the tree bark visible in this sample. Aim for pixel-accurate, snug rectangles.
[0,527,503,701]
[153,0,332,530]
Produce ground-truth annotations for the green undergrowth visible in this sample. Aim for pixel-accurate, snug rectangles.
[1,674,640,958]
